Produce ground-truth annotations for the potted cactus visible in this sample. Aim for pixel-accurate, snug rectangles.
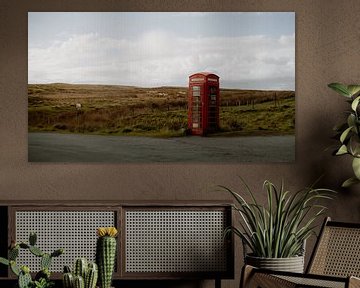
[62,258,98,288]
[96,227,118,288]
[0,232,63,288]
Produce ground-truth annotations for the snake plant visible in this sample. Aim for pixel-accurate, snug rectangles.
[221,179,335,258]
[328,82,360,187]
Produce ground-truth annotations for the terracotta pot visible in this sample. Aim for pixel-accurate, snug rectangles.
[245,254,305,273]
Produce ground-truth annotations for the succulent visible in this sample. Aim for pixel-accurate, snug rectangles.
[0,257,9,266]
[29,232,37,246]
[96,227,118,288]
[9,246,19,260]
[74,258,88,280]
[40,254,52,270]
[10,260,21,276]
[19,243,30,249]
[29,246,44,257]
[19,268,32,288]
[74,275,85,288]
[85,262,98,288]
[0,232,63,288]
[64,265,72,273]
[51,249,64,258]
[33,277,54,288]
[35,268,50,282]
[62,267,74,288]
[63,259,98,288]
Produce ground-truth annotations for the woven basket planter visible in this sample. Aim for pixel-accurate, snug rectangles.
[245,254,305,273]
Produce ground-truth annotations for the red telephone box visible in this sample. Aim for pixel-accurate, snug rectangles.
[188,72,220,136]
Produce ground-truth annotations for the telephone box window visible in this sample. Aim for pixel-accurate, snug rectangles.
[192,85,201,128]
[193,86,200,96]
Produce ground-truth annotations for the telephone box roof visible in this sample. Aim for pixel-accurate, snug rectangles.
[189,72,219,78]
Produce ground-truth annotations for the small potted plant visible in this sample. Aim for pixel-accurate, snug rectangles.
[96,227,118,288]
[62,258,98,288]
[221,179,335,272]
[0,232,63,288]
[328,82,360,187]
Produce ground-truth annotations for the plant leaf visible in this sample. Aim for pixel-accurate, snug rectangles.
[351,96,360,111]
[347,85,360,97]
[328,83,351,97]
[342,177,360,188]
[350,136,360,156]
[340,126,353,143]
[347,114,356,128]
[352,157,360,179]
[333,122,348,132]
[336,145,348,155]
[221,179,335,258]
[0,257,9,266]
[10,261,20,276]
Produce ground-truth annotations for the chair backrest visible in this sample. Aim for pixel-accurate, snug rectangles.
[307,217,360,277]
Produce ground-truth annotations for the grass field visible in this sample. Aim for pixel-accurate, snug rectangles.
[28,83,295,137]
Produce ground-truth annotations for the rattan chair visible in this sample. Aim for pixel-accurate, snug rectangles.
[241,217,360,288]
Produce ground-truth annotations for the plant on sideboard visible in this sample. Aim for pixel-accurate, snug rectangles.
[96,227,118,288]
[328,82,360,187]
[220,179,335,272]
[0,232,64,288]
[62,258,98,288]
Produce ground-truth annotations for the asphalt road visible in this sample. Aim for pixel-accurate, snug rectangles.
[28,132,295,163]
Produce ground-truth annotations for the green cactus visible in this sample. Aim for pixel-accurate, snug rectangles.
[85,262,98,288]
[41,253,52,270]
[9,246,19,260]
[21,265,30,274]
[63,265,72,273]
[51,248,64,258]
[18,269,32,288]
[0,257,9,266]
[96,232,117,288]
[29,232,37,246]
[64,259,98,288]
[63,271,74,288]
[19,243,30,249]
[73,275,85,288]
[10,260,20,276]
[35,268,51,281]
[29,245,44,257]
[74,258,88,279]
[87,262,97,271]
[0,232,63,288]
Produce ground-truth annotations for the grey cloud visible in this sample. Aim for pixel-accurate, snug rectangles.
[29,32,294,90]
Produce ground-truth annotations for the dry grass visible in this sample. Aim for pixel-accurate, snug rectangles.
[28,83,295,137]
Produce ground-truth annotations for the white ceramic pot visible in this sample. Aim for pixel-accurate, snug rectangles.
[245,254,305,273]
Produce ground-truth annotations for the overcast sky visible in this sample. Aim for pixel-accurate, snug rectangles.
[28,12,295,90]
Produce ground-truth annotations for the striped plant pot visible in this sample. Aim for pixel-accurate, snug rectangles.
[245,254,305,273]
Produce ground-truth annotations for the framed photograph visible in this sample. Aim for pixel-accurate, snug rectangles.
[28,12,295,163]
